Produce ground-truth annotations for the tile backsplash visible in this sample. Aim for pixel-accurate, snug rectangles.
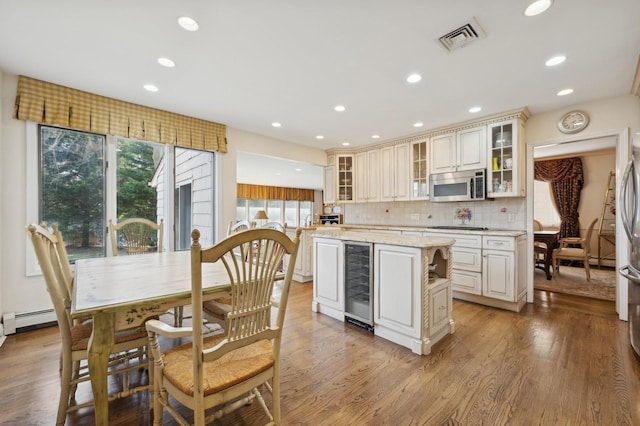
[341,198,526,230]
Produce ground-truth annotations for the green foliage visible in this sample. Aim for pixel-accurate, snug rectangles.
[116,140,158,222]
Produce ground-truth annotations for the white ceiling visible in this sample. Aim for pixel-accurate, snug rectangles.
[0,1,638,189]
[237,151,324,190]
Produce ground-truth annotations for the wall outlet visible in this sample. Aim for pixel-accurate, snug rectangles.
[410,213,420,221]
[508,213,515,223]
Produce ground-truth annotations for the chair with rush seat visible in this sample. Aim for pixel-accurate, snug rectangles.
[533,219,548,267]
[27,223,150,426]
[553,218,598,282]
[145,227,301,425]
[109,218,164,256]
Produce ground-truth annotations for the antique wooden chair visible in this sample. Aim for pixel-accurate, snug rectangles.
[145,227,301,425]
[533,219,548,267]
[108,218,164,256]
[552,218,598,281]
[27,224,150,426]
[226,219,254,235]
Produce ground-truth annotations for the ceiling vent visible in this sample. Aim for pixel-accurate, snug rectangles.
[437,17,486,52]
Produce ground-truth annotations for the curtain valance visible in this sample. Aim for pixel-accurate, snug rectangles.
[534,157,583,238]
[14,76,227,152]
[237,183,315,202]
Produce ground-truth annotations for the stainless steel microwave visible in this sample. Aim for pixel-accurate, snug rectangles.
[429,169,486,202]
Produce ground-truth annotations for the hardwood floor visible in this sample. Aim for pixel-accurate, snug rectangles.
[1,283,639,425]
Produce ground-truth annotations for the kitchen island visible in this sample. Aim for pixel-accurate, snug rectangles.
[312,228,455,355]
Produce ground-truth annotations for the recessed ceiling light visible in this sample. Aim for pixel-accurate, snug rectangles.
[334,105,346,112]
[272,122,282,128]
[295,168,302,172]
[143,84,159,92]
[524,0,553,17]
[157,57,175,68]
[413,122,424,128]
[342,142,350,146]
[315,135,324,140]
[406,73,422,83]
[557,88,574,96]
[177,16,199,31]
[545,55,566,67]
[372,134,380,139]
[469,106,482,113]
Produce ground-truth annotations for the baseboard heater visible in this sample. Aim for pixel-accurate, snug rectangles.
[14,309,57,332]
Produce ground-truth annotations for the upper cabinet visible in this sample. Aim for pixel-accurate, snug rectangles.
[380,143,411,202]
[336,154,355,203]
[410,138,429,200]
[429,126,486,174]
[487,118,525,198]
[355,149,380,202]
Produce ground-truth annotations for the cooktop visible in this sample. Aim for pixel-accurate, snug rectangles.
[427,225,489,231]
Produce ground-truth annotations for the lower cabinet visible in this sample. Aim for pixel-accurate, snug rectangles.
[312,237,454,355]
[291,228,313,282]
[311,237,344,321]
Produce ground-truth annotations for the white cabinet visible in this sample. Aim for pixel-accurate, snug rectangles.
[482,235,527,307]
[312,237,344,321]
[380,143,411,202]
[429,132,455,174]
[487,118,525,198]
[323,165,335,204]
[355,149,380,202]
[410,139,429,200]
[429,126,486,174]
[374,244,422,340]
[374,243,454,355]
[336,154,354,202]
[291,228,313,282]
[424,231,526,312]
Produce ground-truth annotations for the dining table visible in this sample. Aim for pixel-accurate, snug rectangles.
[534,230,560,280]
[71,250,232,426]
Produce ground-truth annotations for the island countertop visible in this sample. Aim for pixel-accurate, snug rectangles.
[312,228,455,248]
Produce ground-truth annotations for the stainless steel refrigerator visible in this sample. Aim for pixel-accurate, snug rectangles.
[620,134,640,356]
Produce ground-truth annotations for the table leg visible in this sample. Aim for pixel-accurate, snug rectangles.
[544,242,553,280]
[88,312,115,426]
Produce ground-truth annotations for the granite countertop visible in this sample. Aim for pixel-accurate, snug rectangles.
[336,224,526,237]
[312,228,455,249]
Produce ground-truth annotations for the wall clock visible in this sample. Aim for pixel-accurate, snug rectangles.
[558,110,590,134]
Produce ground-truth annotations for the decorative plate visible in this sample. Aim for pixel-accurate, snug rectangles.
[323,206,332,214]
[332,205,342,214]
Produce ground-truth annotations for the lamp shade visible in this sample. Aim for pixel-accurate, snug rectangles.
[254,210,268,220]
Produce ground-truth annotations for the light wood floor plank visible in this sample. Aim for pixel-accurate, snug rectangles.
[1,281,639,425]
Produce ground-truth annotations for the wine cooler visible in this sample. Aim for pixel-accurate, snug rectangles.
[344,241,373,330]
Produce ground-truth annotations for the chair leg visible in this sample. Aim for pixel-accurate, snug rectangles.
[57,355,72,426]
[585,260,591,282]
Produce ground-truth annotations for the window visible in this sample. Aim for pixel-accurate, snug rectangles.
[40,126,106,260]
[266,200,282,224]
[30,124,216,272]
[236,198,312,228]
[533,180,561,227]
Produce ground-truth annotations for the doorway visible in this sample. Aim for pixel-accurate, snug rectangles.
[526,130,630,321]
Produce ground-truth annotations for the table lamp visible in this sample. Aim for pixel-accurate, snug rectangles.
[254,210,268,226]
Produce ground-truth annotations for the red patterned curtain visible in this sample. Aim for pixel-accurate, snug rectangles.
[534,157,583,239]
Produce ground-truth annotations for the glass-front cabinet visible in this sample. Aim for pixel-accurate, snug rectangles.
[411,139,429,200]
[337,154,354,202]
[487,119,524,198]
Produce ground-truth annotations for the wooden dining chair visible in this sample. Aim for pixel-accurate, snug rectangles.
[27,224,150,426]
[108,218,164,256]
[552,218,599,281]
[532,219,548,266]
[145,227,301,425]
[227,219,255,235]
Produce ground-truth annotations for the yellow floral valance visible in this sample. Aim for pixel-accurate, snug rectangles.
[14,75,227,152]
[237,184,314,202]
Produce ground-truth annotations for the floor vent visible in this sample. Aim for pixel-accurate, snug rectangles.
[437,17,486,52]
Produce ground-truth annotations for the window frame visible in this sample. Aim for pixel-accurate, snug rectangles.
[26,121,217,275]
